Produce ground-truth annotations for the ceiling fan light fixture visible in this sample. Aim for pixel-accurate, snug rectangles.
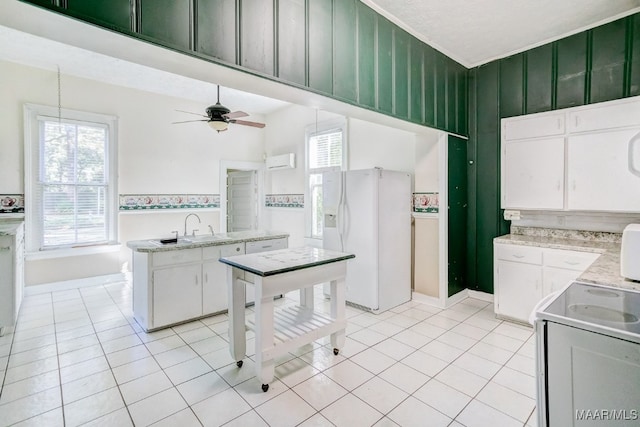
[208,119,228,132]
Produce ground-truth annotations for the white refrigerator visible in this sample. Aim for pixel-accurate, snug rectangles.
[322,168,412,313]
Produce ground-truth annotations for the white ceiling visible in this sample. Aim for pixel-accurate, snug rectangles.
[1,0,639,116]
[363,0,640,67]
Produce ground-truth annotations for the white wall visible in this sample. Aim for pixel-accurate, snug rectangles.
[0,60,265,285]
[348,117,417,176]
[262,104,437,247]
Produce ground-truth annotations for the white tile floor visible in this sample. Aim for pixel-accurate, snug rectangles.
[0,280,538,427]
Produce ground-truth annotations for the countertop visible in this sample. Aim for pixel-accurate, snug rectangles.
[127,230,289,253]
[494,227,638,291]
[0,217,24,235]
[219,246,355,277]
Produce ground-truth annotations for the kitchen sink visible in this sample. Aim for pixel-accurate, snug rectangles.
[183,235,231,243]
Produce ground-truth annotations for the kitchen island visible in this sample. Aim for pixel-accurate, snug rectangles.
[127,230,289,331]
[219,246,355,392]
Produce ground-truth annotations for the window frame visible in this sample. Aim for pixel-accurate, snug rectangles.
[23,103,119,256]
[304,118,348,240]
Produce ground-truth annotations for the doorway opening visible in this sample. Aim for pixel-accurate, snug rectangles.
[219,160,264,233]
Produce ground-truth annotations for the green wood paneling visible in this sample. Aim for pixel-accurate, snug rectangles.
[466,70,478,291]
[435,53,447,129]
[139,0,191,51]
[394,28,410,119]
[409,37,424,123]
[590,19,626,103]
[500,54,524,117]
[308,0,333,95]
[377,16,394,115]
[196,0,237,64]
[19,0,469,136]
[277,0,306,85]
[446,61,458,132]
[457,65,468,135]
[356,2,376,109]
[333,0,357,102]
[556,32,588,109]
[423,47,436,127]
[468,13,640,294]
[525,44,554,114]
[240,0,274,76]
[67,0,131,32]
[448,135,468,297]
[631,14,640,96]
[470,61,505,294]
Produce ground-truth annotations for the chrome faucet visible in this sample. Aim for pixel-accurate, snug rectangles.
[208,225,215,236]
[184,213,201,237]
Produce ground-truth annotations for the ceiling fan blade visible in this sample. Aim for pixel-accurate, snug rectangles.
[224,111,249,119]
[230,119,266,128]
[175,109,208,118]
[172,119,209,124]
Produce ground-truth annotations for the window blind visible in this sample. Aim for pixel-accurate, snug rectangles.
[37,118,109,249]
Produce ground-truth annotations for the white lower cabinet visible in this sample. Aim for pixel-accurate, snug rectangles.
[202,243,244,315]
[0,222,25,336]
[133,237,286,331]
[153,264,202,328]
[494,243,600,324]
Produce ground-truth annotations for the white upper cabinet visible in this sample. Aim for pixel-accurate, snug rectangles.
[567,128,640,211]
[567,97,640,133]
[503,112,565,140]
[502,137,565,210]
[501,95,640,212]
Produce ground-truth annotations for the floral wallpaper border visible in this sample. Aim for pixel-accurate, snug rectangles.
[119,194,220,210]
[0,194,25,213]
[413,192,439,213]
[265,194,304,208]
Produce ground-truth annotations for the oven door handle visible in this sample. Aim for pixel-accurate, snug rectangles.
[529,291,560,326]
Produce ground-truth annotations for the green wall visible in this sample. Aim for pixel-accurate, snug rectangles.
[467,13,640,294]
[21,0,468,136]
[448,135,468,297]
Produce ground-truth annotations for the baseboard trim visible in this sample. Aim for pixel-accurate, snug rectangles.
[25,272,129,296]
[467,289,494,303]
[411,292,446,308]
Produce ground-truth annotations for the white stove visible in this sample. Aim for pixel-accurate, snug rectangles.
[534,281,640,426]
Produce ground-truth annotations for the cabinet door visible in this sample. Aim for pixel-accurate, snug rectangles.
[502,137,565,209]
[202,243,244,315]
[567,128,640,211]
[153,264,202,328]
[502,112,565,140]
[0,236,13,327]
[567,97,640,133]
[546,323,640,427]
[543,267,580,295]
[495,260,542,323]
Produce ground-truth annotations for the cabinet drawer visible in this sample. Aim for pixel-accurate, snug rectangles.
[202,243,244,260]
[246,238,287,254]
[544,249,599,271]
[502,112,565,140]
[153,248,201,267]
[495,244,543,265]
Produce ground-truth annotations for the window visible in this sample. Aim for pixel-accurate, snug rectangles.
[305,118,347,239]
[24,104,118,253]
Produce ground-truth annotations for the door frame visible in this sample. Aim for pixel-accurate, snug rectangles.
[219,160,264,233]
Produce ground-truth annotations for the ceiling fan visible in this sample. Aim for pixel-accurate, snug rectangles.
[173,85,266,133]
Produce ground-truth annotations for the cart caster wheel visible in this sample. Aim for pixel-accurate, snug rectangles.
[261,384,269,392]
[236,360,243,368]
[333,348,339,355]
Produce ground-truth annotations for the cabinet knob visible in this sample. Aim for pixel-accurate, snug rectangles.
[236,247,240,252]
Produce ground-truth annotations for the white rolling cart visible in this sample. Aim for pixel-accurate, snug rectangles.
[219,246,354,392]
